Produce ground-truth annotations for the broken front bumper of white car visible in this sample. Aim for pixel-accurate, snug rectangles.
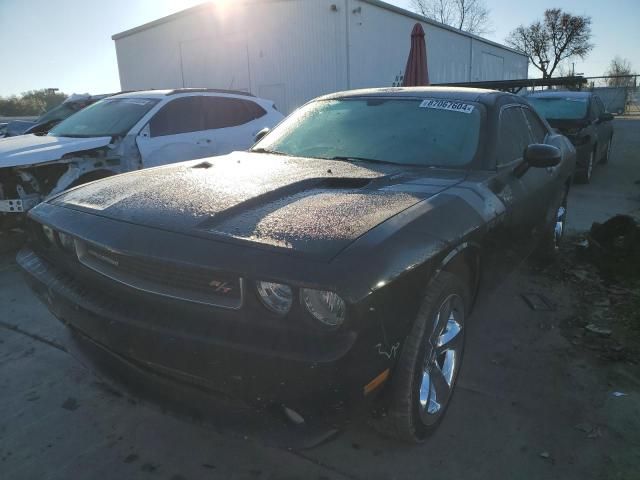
[0,195,40,213]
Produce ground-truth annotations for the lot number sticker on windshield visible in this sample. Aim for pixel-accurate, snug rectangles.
[419,99,475,114]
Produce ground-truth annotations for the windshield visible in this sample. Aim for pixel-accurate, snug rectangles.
[48,98,158,138]
[252,98,482,167]
[528,96,589,121]
[36,102,82,124]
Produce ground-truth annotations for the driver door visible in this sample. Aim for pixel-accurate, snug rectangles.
[483,104,556,289]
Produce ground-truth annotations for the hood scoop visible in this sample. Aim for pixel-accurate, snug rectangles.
[205,178,420,254]
[200,176,375,230]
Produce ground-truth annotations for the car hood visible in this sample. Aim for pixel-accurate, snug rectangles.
[51,152,466,260]
[0,134,112,168]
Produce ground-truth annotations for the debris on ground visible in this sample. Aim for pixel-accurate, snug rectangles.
[531,214,640,365]
[574,423,603,439]
[584,324,613,337]
[575,422,594,433]
[587,215,640,276]
[282,406,305,425]
[521,292,556,311]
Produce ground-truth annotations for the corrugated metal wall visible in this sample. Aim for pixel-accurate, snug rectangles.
[114,0,528,114]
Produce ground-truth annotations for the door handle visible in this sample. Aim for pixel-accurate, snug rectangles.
[197,138,212,144]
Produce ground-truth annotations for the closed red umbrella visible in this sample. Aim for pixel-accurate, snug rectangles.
[402,23,430,86]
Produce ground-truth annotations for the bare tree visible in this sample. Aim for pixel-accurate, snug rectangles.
[412,0,491,35]
[506,9,593,79]
[605,57,634,87]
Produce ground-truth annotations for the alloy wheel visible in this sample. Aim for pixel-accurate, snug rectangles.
[554,198,567,250]
[586,151,594,181]
[418,294,465,426]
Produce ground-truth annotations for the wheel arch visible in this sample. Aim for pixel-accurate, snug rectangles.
[49,165,117,197]
[436,242,481,309]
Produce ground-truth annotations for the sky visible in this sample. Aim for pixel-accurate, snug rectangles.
[0,0,638,97]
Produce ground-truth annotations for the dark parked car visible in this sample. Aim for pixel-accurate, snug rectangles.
[528,91,614,183]
[1,94,111,138]
[18,87,575,442]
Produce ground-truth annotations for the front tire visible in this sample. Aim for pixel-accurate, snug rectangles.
[384,271,469,443]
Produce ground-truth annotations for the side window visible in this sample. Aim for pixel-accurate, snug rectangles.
[149,97,203,137]
[497,107,531,166]
[595,96,607,114]
[201,97,267,130]
[523,108,548,143]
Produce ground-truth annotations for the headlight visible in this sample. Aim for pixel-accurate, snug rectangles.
[57,232,75,253]
[42,225,56,245]
[301,288,346,327]
[256,281,293,315]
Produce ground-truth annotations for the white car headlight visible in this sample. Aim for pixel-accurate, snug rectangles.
[301,288,346,327]
[256,281,293,315]
[42,225,56,245]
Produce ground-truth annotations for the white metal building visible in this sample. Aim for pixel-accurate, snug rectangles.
[112,0,528,114]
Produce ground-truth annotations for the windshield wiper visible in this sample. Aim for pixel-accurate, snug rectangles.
[251,147,289,156]
[330,156,399,166]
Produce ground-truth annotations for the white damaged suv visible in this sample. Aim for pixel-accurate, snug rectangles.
[0,89,283,229]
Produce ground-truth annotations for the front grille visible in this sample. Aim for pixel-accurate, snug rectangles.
[76,240,243,309]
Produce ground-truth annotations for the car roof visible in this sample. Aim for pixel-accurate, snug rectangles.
[317,86,504,103]
[108,89,259,100]
[528,90,592,99]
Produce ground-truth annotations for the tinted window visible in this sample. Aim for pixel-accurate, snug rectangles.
[202,97,266,130]
[527,96,589,120]
[150,97,203,137]
[498,107,530,166]
[523,108,547,143]
[49,98,158,138]
[253,98,482,167]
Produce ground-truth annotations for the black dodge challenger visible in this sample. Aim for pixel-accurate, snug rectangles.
[18,87,575,442]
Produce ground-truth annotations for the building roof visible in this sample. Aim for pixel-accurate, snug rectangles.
[111,0,525,57]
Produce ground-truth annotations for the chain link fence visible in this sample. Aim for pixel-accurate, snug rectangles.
[525,75,639,115]
[585,75,639,115]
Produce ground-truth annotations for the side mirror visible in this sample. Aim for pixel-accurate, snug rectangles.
[524,144,561,168]
[598,112,614,122]
[254,127,270,143]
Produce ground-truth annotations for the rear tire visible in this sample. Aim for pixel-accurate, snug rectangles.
[383,271,470,443]
[533,187,568,262]
[576,149,595,184]
[600,137,612,164]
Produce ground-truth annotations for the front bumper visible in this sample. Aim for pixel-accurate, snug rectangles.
[17,247,386,411]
